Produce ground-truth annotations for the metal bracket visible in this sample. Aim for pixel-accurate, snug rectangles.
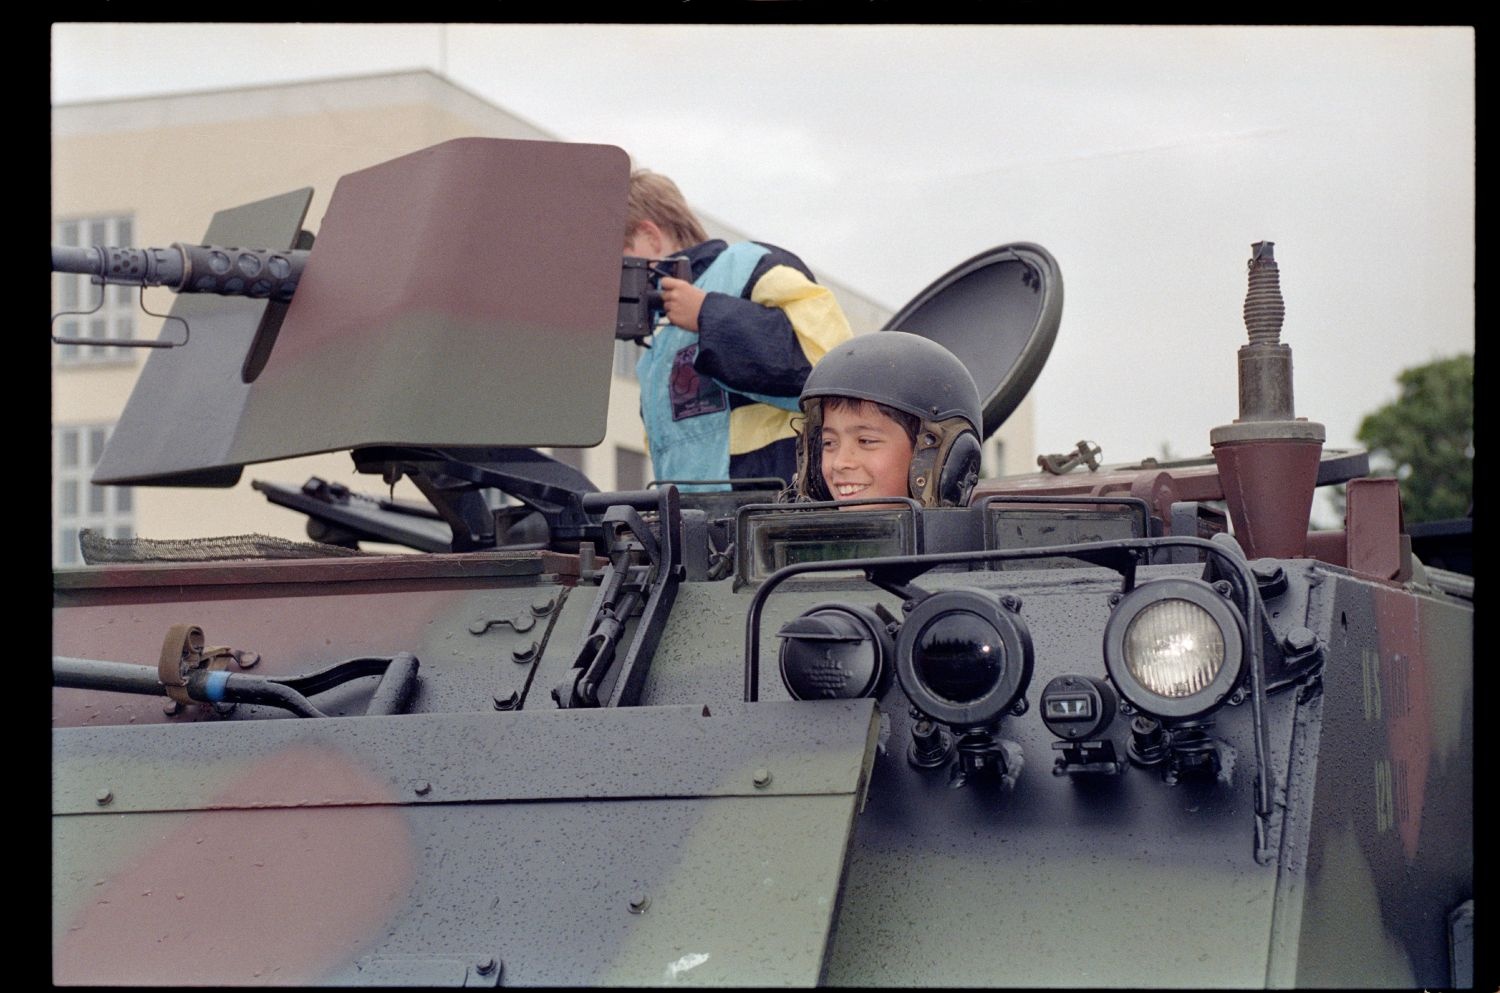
[51,256,190,348]
[155,624,242,708]
[554,487,683,708]
[1037,439,1102,474]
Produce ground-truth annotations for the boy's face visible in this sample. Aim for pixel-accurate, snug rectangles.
[819,400,914,508]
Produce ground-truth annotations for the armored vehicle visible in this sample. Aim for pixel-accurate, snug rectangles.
[51,138,1473,987]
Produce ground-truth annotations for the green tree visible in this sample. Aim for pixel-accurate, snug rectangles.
[1336,355,1472,524]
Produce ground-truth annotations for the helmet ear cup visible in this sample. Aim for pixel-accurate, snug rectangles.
[937,430,982,506]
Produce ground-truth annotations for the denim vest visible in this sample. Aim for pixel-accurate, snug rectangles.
[636,242,801,491]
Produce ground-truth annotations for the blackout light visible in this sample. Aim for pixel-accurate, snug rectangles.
[776,604,895,701]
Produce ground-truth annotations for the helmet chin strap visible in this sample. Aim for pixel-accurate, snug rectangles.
[907,425,943,505]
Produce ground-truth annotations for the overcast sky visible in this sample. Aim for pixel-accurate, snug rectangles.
[51,24,1473,509]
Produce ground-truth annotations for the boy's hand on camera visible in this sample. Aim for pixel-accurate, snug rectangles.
[659,277,706,332]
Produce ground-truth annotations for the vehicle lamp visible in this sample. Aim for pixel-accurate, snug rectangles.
[736,506,916,586]
[894,589,1033,729]
[776,604,895,700]
[1039,674,1117,741]
[1102,578,1245,720]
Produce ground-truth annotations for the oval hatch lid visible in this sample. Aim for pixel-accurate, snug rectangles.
[879,242,1062,441]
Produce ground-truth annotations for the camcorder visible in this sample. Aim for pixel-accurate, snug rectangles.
[617,255,692,343]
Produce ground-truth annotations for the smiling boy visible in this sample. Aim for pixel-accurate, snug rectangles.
[818,397,921,503]
[794,332,984,509]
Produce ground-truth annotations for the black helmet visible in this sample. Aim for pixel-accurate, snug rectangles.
[796,332,983,507]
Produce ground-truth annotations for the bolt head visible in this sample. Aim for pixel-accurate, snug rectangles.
[95,789,112,805]
[413,781,432,796]
[628,894,650,914]
[1284,626,1318,654]
[752,768,772,789]
[1251,561,1283,582]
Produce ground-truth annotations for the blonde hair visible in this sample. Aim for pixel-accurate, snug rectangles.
[626,169,708,250]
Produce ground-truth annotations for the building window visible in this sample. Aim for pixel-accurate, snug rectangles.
[613,340,642,381]
[985,439,1007,477]
[547,446,586,473]
[54,423,134,566]
[53,214,137,365]
[615,446,646,491]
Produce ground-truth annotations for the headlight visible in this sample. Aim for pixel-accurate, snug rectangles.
[1103,579,1245,720]
[894,589,1033,729]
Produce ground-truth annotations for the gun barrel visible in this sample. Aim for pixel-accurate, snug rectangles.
[51,243,309,301]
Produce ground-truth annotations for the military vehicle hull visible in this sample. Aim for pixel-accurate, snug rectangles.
[52,525,1472,986]
[50,137,1472,986]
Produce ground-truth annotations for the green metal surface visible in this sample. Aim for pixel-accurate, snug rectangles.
[53,701,880,986]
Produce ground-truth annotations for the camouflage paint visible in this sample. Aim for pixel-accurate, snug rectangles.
[53,702,879,984]
[53,553,576,726]
[1283,568,1471,986]
[54,745,416,985]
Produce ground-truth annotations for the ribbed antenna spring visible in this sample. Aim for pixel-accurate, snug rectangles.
[1243,241,1284,346]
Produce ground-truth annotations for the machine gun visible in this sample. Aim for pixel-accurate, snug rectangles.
[52,242,688,346]
[51,242,309,302]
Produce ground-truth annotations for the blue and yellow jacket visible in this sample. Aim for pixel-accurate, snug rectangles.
[636,239,852,490]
